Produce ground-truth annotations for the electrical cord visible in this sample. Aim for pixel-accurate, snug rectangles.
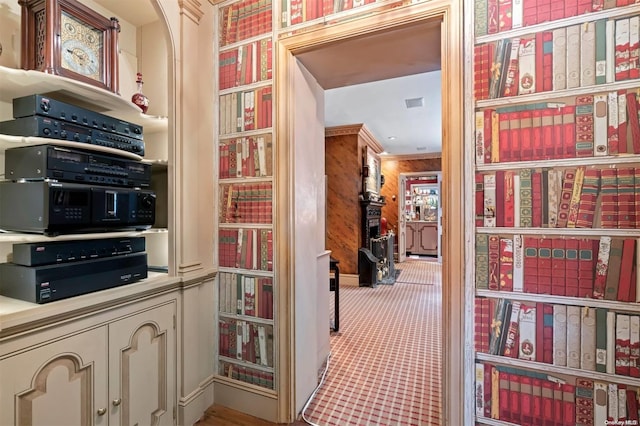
[300,351,332,426]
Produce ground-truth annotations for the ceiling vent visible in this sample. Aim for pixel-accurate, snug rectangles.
[416,146,427,151]
[405,97,424,109]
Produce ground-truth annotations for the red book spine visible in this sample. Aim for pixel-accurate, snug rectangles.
[562,105,577,158]
[541,108,555,159]
[537,0,551,24]
[504,171,515,227]
[628,93,640,154]
[484,109,493,163]
[564,0,578,17]
[542,380,555,423]
[509,373,522,424]
[520,110,533,159]
[592,0,604,10]
[557,168,576,228]
[535,302,545,361]
[474,45,486,100]
[499,371,511,420]
[627,390,639,423]
[542,31,553,92]
[577,0,592,14]
[551,238,566,296]
[550,0,564,20]
[562,383,576,425]
[522,0,537,26]
[499,113,512,162]
[535,32,545,94]
[524,237,539,294]
[496,170,505,226]
[600,168,619,228]
[532,109,544,160]
[618,239,636,302]
[636,167,640,229]
[520,375,534,425]
[543,304,554,364]
[498,0,513,32]
[575,168,601,228]
[579,238,596,298]
[565,239,580,297]
[499,237,514,292]
[617,167,635,228]
[487,0,499,34]
[532,378,543,420]
[552,107,564,158]
[537,238,553,294]
[509,111,521,161]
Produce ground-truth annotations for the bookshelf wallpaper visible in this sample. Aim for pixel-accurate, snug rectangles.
[472,0,640,424]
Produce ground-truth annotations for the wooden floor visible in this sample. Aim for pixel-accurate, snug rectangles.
[196,404,307,425]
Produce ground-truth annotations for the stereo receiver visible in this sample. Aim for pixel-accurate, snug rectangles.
[5,145,151,188]
[0,181,155,235]
[12,94,144,140]
[11,236,146,266]
[0,252,148,303]
[0,116,145,155]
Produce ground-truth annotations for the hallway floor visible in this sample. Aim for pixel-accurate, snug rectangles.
[200,259,442,426]
[301,259,442,425]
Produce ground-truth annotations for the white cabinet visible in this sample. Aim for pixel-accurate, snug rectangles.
[0,301,176,426]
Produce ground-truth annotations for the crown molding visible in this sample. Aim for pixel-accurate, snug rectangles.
[381,152,442,161]
[179,0,204,23]
[325,123,384,153]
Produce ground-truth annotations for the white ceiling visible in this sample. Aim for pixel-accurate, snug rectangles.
[325,71,442,155]
[293,20,443,156]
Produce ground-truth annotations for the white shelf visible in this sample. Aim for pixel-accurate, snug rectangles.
[218,223,273,229]
[219,355,274,373]
[219,80,273,96]
[475,419,518,426]
[0,230,146,244]
[219,176,274,184]
[0,66,168,132]
[475,227,640,237]
[475,3,640,44]
[475,289,640,312]
[475,80,640,109]
[219,312,274,324]
[476,353,640,387]
[476,154,640,171]
[0,134,144,161]
[219,128,274,139]
[218,267,273,276]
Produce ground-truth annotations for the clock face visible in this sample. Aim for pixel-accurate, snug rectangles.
[60,11,103,81]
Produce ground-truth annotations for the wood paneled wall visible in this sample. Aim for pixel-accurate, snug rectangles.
[380,155,442,239]
[325,124,383,275]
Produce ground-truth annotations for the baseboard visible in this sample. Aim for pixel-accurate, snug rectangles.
[179,379,215,426]
[341,273,359,286]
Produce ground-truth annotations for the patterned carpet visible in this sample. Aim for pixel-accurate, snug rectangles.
[302,259,442,425]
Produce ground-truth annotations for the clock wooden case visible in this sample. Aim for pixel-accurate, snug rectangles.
[19,0,121,94]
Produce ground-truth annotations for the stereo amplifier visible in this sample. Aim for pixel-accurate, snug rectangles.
[11,236,146,266]
[12,94,144,140]
[0,252,148,303]
[5,145,151,188]
[0,116,145,155]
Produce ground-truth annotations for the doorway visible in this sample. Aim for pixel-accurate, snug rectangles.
[399,171,442,263]
[277,1,465,424]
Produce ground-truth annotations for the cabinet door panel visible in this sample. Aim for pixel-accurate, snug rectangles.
[419,224,438,252]
[109,302,176,426]
[0,328,108,426]
[405,223,416,252]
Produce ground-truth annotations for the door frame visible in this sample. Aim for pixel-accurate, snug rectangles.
[276,1,466,424]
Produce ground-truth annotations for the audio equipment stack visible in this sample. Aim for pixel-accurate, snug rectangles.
[0,95,155,303]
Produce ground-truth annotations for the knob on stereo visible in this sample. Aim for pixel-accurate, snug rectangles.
[40,100,50,112]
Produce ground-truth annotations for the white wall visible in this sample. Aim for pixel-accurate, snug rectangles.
[292,57,330,415]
